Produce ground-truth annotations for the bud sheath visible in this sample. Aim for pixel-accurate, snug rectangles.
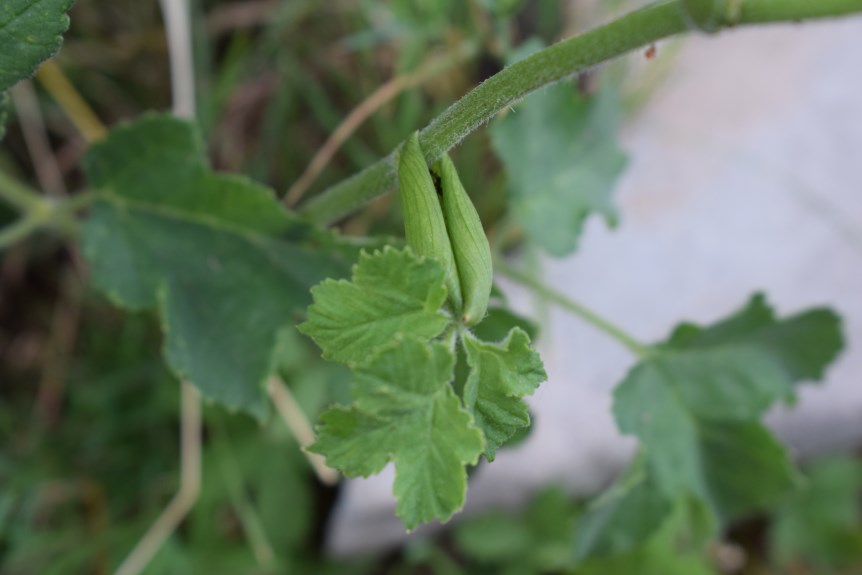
[434,155,493,326]
[397,132,463,310]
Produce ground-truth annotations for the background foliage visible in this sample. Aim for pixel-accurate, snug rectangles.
[1,1,861,574]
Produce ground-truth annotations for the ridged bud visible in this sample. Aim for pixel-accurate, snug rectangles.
[434,154,492,326]
[397,132,462,311]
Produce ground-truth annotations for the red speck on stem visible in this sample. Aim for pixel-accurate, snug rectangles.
[645,44,657,60]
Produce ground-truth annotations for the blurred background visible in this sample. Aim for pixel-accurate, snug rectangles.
[1,1,861,574]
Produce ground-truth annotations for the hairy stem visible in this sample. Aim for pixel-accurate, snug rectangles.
[284,40,479,207]
[300,0,862,225]
[494,258,650,357]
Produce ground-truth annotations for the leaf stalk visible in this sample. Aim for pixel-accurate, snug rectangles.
[494,257,651,357]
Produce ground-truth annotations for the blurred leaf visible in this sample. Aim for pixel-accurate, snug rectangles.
[82,114,348,417]
[770,457,862,570]
[696,420,799,518]
[525,486,581,569]
[573,456,672,561]
[399,538,468,575]
[613,295,842,522]
[454,512,533,562]
[581,295,846,557]
[576,505,716,575]
[490,42,627,256]
[310,338,483,529]
[477,0,527,17]
[189,416,312,571]
[455,486,577,574]
[664,293,843,384]
[0,0,74,93]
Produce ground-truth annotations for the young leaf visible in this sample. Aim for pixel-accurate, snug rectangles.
[310,338,484,529]
[612,295,843,521]
[490,70,627,257]
[462,328,546,460]
[300,247,451,365]
[82,114,348,417]
[0,0,75,92]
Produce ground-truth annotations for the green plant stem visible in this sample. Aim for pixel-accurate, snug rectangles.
[0,190,99,251]
[300,0,862,225]
[494,257,650,357]
[0,211,47,248]
[0,170,45,212]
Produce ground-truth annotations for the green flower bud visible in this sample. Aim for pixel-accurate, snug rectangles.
[434,154,492,326]
[397,132,463,311]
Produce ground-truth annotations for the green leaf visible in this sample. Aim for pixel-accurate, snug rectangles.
[573,457,672,561]
[612,295,842,522]
[300,247,451,365]
[0,0,75,93]
[453,512,532,563]
[665,293,843,383]
[697,420,798,519]
[462,328,546,460]
[191,418,313,564]
[770,457,862,569]
[454,486,577,573]
[576,504,716,575]
[82,114,348,417]
[490,74,627,257]
[472,306,539,342]
[310,338,484,529]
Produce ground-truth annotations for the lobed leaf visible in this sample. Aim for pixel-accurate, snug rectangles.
[0,0,75,92]
[82,113,348,417]
[310,338,484,529]
[664,293,843,383]
[581,294,846,556]
[490,59,627,257]
[300,247,451,365]
[462,328,546,460]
